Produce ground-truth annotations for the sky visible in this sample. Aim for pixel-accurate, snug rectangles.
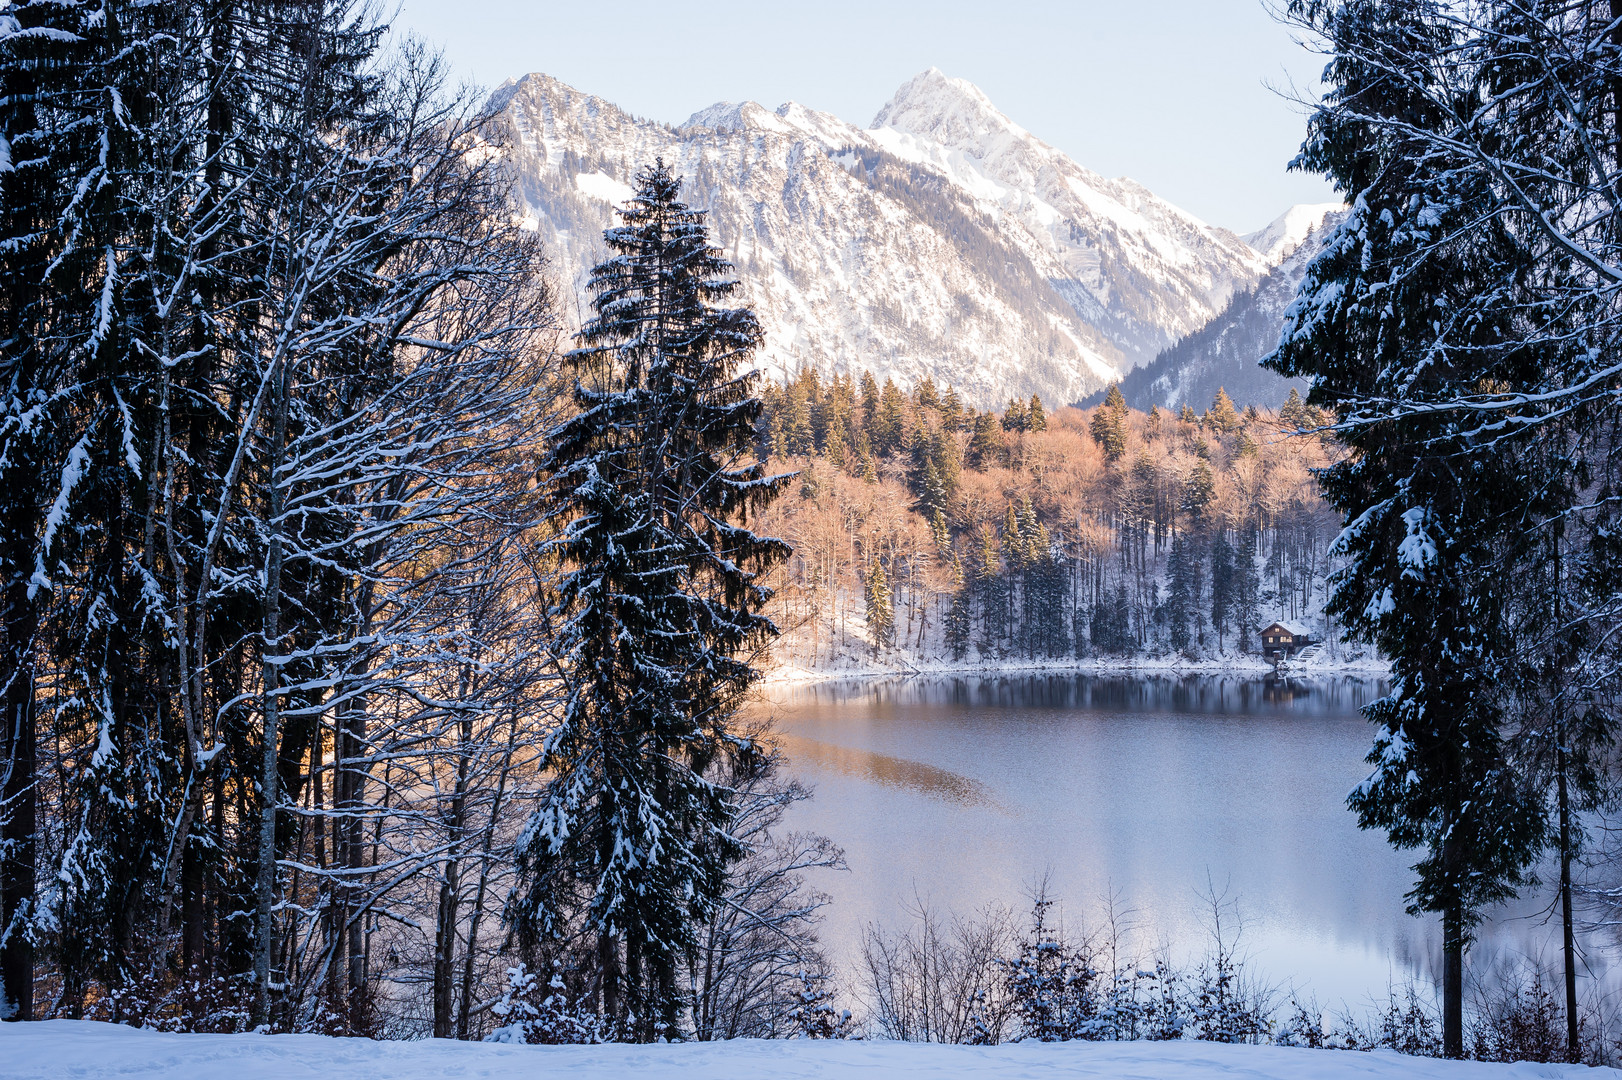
[390,0,1342,236]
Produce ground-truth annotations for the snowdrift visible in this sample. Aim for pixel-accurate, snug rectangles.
[3,1019,1609,1080]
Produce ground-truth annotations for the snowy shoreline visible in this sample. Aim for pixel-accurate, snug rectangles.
[5,1020,1607,1080]
[759,653,1391,687]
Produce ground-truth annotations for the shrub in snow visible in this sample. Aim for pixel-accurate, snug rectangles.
[1130,958,1187,1042]
[1373,987,1444,1057]
[1274,999,1365,1051]
[1000,894,1101,1041]
[1185,955,1268,1044]
[1314,984,1441,1057]
[789,969,854,1039]
[1468,962,1568,1064]
[84,972,252,1034]
[998,894,1190,1044]
[486,963,611,1045]
[861,900,1020,1043]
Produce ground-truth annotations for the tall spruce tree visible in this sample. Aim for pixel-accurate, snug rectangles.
[864,560,894,650]
[1166,535,1196,655]
[1272,0,1553,1055]
[1027,394,1048,432]
[0,0,183,1016]
[944,566,973,662]
[513,161,788,1039]
[975,523,1007,655]
[1234,529,1261,653]
[1205,388,1240,434]
[1210,532,1235,651]
[1089,386,1127,460]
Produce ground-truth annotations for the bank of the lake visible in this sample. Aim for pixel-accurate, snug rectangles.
[762,653,1391,685]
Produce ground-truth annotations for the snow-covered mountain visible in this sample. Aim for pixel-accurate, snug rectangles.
[486,69,1290,407]
[1241,202,1344,263]
[868,70,1272,369]
[1099,209,1349,413]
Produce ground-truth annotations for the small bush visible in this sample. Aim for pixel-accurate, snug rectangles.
[485,963,612,1045]
[1469,961,1570,1064]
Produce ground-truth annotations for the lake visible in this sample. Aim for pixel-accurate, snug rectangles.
[755,673,1611,1013]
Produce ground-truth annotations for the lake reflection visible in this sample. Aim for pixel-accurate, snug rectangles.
[753,673,1598,1010]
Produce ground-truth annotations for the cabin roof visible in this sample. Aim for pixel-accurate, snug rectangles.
[1260,621,1312,639]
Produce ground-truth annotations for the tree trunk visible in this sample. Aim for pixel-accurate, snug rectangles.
[341,699,367,1011]
[434,712,471,1039]
[432,868,458,1038]
[625,936,644,1040]
[252,359,290,1029]
[181,784,208,974]
[1443,904,1464,1059]
[1554,536,1579,1061]
[0,584,35,1022]
[599,930,621,1023]
[1559,737,1579,1060]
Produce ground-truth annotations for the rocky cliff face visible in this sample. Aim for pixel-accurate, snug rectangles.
[487,68,1302,408]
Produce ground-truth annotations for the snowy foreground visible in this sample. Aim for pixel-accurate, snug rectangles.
[5,1021,1611,1080]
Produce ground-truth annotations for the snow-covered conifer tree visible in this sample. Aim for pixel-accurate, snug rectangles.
[1166,536,1196,655]
[865,560,894,650]
[1210,533,1235,651]
[1089,391,1126,460]
[0,0,191,1017]
[1272,0,1556,1055]
[512,161,789,1039]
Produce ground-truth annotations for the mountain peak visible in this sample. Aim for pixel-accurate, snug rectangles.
[682,100,765,131]
[1243,202,1345,264]
[488,71,632,127]
[871,68,1029,147]
[682,99,853,149]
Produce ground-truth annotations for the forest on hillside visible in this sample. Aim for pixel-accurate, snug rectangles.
[755,372,1348,667]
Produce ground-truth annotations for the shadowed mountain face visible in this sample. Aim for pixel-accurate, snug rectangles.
[485,69,1293,409]
[1093,209,1347,412]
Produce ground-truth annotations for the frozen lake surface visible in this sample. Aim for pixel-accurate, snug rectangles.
[756,673,1608,1012]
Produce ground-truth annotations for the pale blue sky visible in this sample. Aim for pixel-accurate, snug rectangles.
[392,0,1340,235]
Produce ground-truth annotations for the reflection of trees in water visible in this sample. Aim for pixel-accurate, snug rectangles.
[767,673,1389,718]
[1553,805,1622,999]
[772,734,1001,811]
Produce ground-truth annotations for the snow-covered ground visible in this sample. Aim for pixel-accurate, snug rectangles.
[5,1020,1606,1080]
[761,593,1388,686]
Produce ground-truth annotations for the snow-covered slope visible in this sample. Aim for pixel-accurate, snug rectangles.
[871,70,1271,367]
[487,70,1279,408]
[1102,210,1349,412]
[1243,202,1345,263]
[8,1020,1610,1080]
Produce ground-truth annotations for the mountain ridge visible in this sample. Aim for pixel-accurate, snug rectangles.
[487,69,1313,408]
[1093,209,1348,413]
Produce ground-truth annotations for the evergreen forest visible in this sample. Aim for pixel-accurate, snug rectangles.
[755,376,1346,668]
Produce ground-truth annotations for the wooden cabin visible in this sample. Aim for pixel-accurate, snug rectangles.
[1260,621,1312,660]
